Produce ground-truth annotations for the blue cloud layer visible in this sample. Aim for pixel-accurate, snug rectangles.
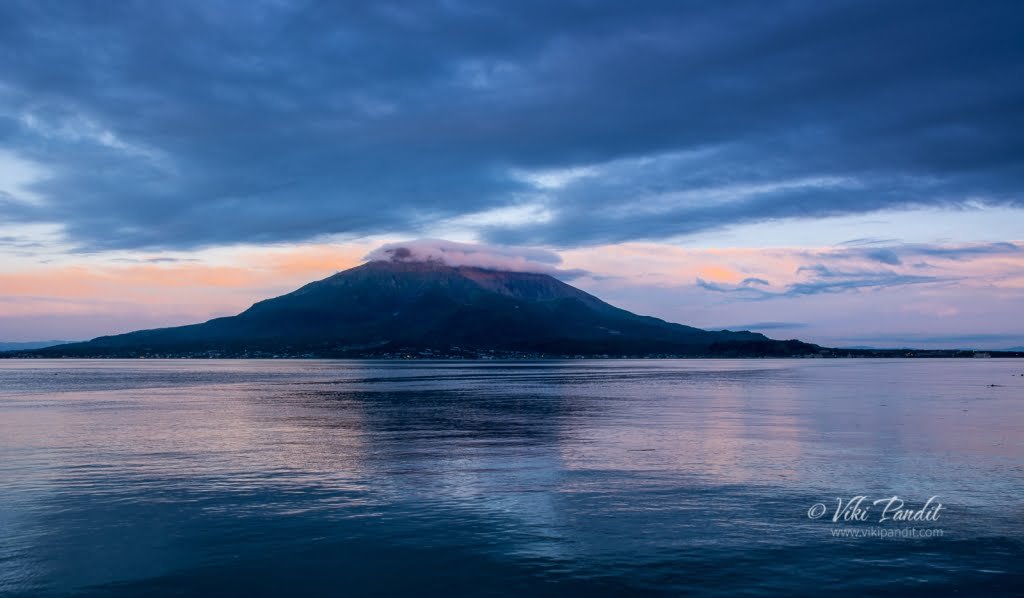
[694,242,1020,299]
[0,0,1021,249]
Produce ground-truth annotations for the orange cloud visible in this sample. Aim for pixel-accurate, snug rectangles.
[697,265,743,283]
[0,243,370,322]
[560,242,803,288]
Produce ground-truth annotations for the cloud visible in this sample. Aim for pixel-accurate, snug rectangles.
[0,242,377,339]
[863,248,902,265]
[696,275,775,296]
[838,237,902,247]
[716,322,810,331]
[111,256,201,264]
[698,259,951,298]
[0,1,1020,249]
[364,239,587,279]
[822,241,1021,268]
[911,242,1021,260]
[785,267,945,296]
[696,278,745,294]
[837,332,1024,348]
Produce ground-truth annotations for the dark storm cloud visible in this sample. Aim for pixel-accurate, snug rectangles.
[0,0,1022,249]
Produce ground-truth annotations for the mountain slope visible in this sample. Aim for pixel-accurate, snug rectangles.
[19,260,820,358]
[0,340,76,351]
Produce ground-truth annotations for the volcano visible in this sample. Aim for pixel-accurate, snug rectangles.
[22,259,819,358]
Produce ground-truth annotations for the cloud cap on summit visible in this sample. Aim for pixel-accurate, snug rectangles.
[364,239,587,279]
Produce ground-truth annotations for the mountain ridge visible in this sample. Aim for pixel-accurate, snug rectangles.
[10,260,821,358]
[0,340,77,351]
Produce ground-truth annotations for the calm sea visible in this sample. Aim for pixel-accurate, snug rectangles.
[1,359,1022,596]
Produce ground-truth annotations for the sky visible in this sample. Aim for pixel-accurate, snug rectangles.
[1,0,1022,349]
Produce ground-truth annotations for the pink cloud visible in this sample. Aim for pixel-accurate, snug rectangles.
[364,239,586,278]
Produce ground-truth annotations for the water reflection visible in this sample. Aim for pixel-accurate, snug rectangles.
[1,359,1023,595]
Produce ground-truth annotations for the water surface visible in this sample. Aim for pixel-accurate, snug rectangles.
[1,359,1022,595]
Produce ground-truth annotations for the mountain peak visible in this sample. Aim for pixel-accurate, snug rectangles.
[343,258,608,309]
[15,260,819,358]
